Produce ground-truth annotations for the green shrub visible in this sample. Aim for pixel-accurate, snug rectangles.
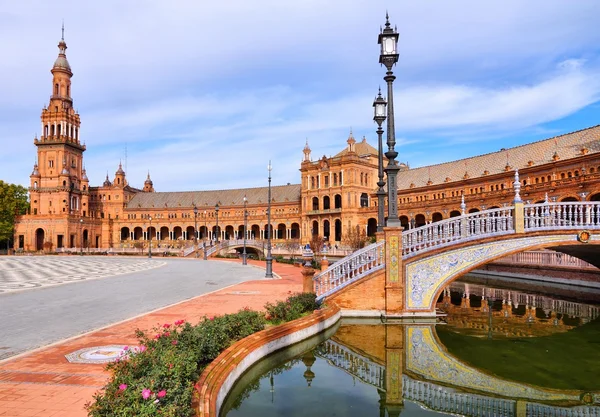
[86,308,266,417]
[264,292,318,323]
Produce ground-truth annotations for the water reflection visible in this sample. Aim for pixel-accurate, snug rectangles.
[224,280,600,417]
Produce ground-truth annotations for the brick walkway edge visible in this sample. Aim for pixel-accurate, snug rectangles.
[0,260,303,417]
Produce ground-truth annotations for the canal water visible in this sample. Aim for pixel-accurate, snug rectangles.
[223,275,600,417]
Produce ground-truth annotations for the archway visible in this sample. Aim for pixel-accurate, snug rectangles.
[323,196,331,210]
[291,223,300,239]
[360,193,369,208]
[160,226,169,240]
[590,193,600,202]
[277,223,286,239]
[367,218,377,237]
[334,194,342,209]
[468,208,480,214]
[312,221,319,236]
[334,219,342,242]
[225,225,234,240]
[83,229,89,248]
[415,214,426,227]
[561,196,578,202]
[312,197,319,211]
[173,226,183,240]
[134,227,143,240]
[450,210,461,218]
[323,220,330,241]
[432,212,443,223]
[251,224,260,239]
[35,228,44,251]
[400,215,409,230]
[187,226,196,240]
[120,227,130,241]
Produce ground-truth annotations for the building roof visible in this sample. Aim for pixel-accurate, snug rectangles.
[396,125,600,189]
[334,137,379,158]
[127,184,301,209]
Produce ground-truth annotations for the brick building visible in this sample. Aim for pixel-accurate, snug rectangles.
[13,35,600,252]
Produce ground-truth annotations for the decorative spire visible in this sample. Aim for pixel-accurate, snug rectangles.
[303,139,311,161]
[347,129,356,152]
[513,169,522,203]
[53,24,71,74]
[61,20,65,41]
[103,172,111,187]
[460,193,466,215]
[116,160,125,175]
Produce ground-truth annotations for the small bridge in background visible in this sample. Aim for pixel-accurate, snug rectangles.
[314,172,600,317]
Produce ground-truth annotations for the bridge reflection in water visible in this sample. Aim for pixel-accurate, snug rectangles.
[225,282,600,417]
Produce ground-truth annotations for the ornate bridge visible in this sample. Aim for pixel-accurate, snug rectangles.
[314,171,600,316]
[316,325,600,417]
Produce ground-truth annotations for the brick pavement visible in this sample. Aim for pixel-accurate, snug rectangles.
[0,259,304,417]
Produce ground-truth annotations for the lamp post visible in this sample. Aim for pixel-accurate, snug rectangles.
[203,210,207,260]
[193,204,198,258]
[373,88,387,232]
[215,203,220,244]
[378,13,401,227]
[265,161,273,278]
[79,218,83,256]
[243,196,248,265]
[148,216,152,258]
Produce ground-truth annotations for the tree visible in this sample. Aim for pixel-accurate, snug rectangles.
[343,225,368,250]
[309,234,324,256]
[0,181,29,250]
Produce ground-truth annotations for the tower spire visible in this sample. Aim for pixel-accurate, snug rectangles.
[61,21,65,41]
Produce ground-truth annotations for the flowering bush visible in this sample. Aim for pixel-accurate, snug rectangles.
[86,294,318,416]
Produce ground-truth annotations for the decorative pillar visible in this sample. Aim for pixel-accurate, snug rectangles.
[384,227,404,315]
[513,169,525,234]
[301,251,316,293]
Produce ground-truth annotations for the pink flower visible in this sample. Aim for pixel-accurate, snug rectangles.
[118,384,127,391]
[163,323,171,329]
[142,389,152,399]
[209,317,214,321]
[139,345,147,353]
[123,346,129,351]
[172,340,178,345]
[174,319,185,326]
[164,332,170,337]
[168,363,173,370]
[154,334,161,339]
[157,390,166,398]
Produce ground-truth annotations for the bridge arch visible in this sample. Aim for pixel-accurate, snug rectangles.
[120,227,130,240]
[405,234,600,314]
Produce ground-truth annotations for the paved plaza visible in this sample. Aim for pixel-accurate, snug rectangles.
[0,256,267,361]
[0,256,166,293]
[0,258,303,417]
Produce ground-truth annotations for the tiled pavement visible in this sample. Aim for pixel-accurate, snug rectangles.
[0,259,304,417]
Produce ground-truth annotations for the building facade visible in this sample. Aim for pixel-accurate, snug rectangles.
[13,36,600,252]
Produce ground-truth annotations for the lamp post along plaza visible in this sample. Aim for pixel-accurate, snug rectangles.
[373,88,387,232]
[215,203,220,244]
[378,13,401,227]
[203,210,207,260]
[193,204,198,258]
[242,196,248,265]
[79,218,83,256]
[148,216,152,258]
[265,161,273,278]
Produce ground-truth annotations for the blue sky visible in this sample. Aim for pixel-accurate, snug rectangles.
[1,0,600,192]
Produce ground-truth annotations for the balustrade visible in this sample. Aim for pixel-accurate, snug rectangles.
[313,241,385,301]
[524,202,600,230]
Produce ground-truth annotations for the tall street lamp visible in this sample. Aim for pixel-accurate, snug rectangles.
[193,204,198,258]
[242,196,248,265]
[203,210,207,260]
[373,87,387,232]
[79,218,83,256]
[215,203,220,244]
[148,215,152,258]
[265,161,273,278]
[378,13,401,227]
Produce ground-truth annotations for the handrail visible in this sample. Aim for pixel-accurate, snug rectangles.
[524,201,600,230]
[313,241,385,302]
[402,206,514,258]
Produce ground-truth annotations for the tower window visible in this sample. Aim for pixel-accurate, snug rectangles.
[55,84,59,95]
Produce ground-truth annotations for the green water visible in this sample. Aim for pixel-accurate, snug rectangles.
[223,279,600,417]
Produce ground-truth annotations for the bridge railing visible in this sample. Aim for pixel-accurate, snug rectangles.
[402,206,514,258]
[205,241,229,257]
[313,241,385,302]
[524,201,600,231]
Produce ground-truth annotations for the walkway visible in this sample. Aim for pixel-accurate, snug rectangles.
[0,259,304,417]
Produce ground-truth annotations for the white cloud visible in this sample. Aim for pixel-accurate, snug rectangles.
[1,0,600,190]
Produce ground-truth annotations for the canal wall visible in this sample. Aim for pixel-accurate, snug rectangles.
[473,263,600,289]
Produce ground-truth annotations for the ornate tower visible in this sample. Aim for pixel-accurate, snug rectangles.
[143,172,154,192]
[31,27,87,216]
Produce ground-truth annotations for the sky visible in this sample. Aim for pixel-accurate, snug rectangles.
[1,0,600,192]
